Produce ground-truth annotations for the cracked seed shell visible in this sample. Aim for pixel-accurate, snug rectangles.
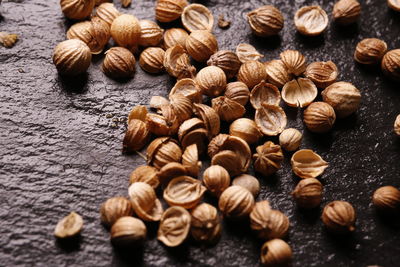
[211,96,246,122]
[236,43,263,63]
[111,217,146,247]
[279,128,302,152]
[182,144,202,177]
[260,239,292,267]
[158,162,190,186]
[292,178,323,209]
[333,0,361,25]
[247,5,284,37]
[164,45,196,79]
[0,32,18,48]
[255,103,287,136]
[190,203,222,244]
[294,5,329,36]
[186,30,218,62]
[54,212,83,238]
[388,0,400,12]
[53,39,92,76]
[253,141,284,177]
[291,149,328,179]
[218,186,255,219]
[163,176,207,209]
[100,197,134,227]
[193,103,221,138]
[155,0,188,23]
[322,201,356,233]
[207,50,242,79]
[182,3,214,32]
[303,102,336,133]
[158,206,191,247]
[146,137,182,169]
[321,82,361,118]
[128,105,147,124]
[250,81,281,109]
[128,182,163,221]
[305,61,338,88]
[354,38,387,65]
[170,78,202,103]
[281,78,318,108]
[237,60,267,89]
[139,47,165,73]
[103,47,136,79]
[60,0,95,20]
[202,165,231,197]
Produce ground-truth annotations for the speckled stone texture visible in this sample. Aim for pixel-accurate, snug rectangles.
[1,0,400,266]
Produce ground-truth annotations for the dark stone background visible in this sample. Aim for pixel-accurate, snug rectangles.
[1,0,400,266]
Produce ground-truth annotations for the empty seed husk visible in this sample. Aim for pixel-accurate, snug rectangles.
[111,217,146,247]
[128,105,147,125]
[164,176,206,209]
[291,149,328,179]
[322,201,356,234]
[178,118,208,154]
[128,182,164,221]
[236,43,264,63]
[146,137,182,169]
[193,103,221,138]
[219,185,255,219]
[54,211,83,239]
[158,206,191,247]
[282,78,318,108]
[190,203,222,244]
[354,38,387,65]
[253,141,284,177]
[303,102,336,133]
[232,174,260,197]
[279,128,303,152]
[202,165,231,197]
[260,239,292,267]
[321,82,361,118]
[155,0,188,23]
[170,78,202,103]
[305,61,338,88]
[182,144,202,177]
[164,45,196,79]
[229,118,262,145]
[207,50,242,79]
[388,0,400,12]
[100,197,134,227]
[372,186,400,211]
[292,178,323,209]
[182,3,214,32]
[294,5,329,36]
[255,103,287,136]
[250,81,281,109]
[247,5,284,37]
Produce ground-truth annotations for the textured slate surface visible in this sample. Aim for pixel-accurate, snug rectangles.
[1,0,400,266]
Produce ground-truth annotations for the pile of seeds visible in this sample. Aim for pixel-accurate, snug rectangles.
[52,0,400,266]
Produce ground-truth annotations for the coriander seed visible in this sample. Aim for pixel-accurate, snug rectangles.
[163,28,189,50]
[279,128,302,152]
[0,32,18,48]
[54,212,83,239]
[94,3,121,26]
[303,102,336,133]
[236,43,263,63]
[110,14,141,52]
[395,115,400,136]
[103,47,136,79]
[186,30,218,62]
[372,186,400,211]
[381,49,400,81]
[170,78,202,103]
[139,47,165,74]
[193,103,221,138]
[155,0,188,23]
[158,162,190,186]
[138,20,164,47]
[190,203,222,244]
[265,60,292,88]
[196,66,227,97]
[388,0,400,12]
[211,96,246,122]
[232,174,260,197]
[292,178,323,208]
[164,45,196,79]
[255,103,287,136]
[280,49,307,76]
[333,0,361,25]
[219,185,255,219]
[224,82,250,106]
[260,239,292,267]
[253,141,284,177]
[60,0,95,20]
[207,51,242,79]
[305,61,338,88]
[129,165,159,188]
[53,39,92,76]
[203,165,231,197]
[111,217,146,247]
[321,82,361,118]
[238,60,267,89]
[322,201,356,234]
[146,137,182,169]
[129,182,164,222]
[354,38,387,65]
[247,5,284,37]
[229,118,262,145]
[100,197,134,227]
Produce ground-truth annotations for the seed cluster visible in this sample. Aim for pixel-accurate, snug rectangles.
[52,0,400,265]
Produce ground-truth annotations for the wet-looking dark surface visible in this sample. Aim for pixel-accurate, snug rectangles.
[1,0,400,266]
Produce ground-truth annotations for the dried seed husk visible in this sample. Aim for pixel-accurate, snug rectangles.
[372,186,400,211]
[236,43,264,63]
[190,203,222,244]
[182,4,214,32]
[265,60,292,88]
[178,118,208,153]
[381,49,400,81]
[0,32,18,48]
[260,239,292,266]
[163,28,189,50]
[294,5,329,36]
[196,66,227,97]
[186,30,218,62]
[388,0,400,12]
[207,50,242,79]
[305,61,338,88]
[219,185,255,219]
[128,182,163,221]
[146,137,182,169]
[111,217,146,247]
[292,178,323,209]
[168,94,193,123]
[208,134,252,175]
[158,206,191,247]
[250,81,281,109]
[321,82,361,118]
[103,47,136,79]
[110,14,141,52]
[255,103,287,136]
[232,174,260,198]
[67,17,110,54]
[138,20,163,47]
[128,105,147,124]
[395,115,400,136]
[54,212,83,238]
[129,165,159,188]
[100,197,134,227]
[250,201,289,240]
[158,162,190,186]
[53,39,92,76]
[253,141,284,177]
[333,0,361,25]
[229,118,262,145]
[202,165,231,197]
[218,14,231,29]
[193,103,221,138]
[303,102,336,133]
[291,149,328,179]
[146,107,179,136]
[123,119,150,153]
[354,38,387,65]
[140,47,165,73]
[211,150,243,177]
[149,96,169,111]
[182,144,202,177]
[237,60,267,89]
[281,78,318,108]
[212,96,246,122]
[322,201,356,233]
[164,45,196,79]
[95,3,121,26]
[279,128,302,152]
[170,78,202,103]
[155,0,188,23]
[60,0,95,20]
[178,118,206,142]
[164,176,207,209]
[247,5,284,37]
[280,49,307,76]
[224,82,250,106]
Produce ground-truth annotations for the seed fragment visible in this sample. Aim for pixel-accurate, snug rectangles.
[54,212,83,239]
[291,149,328,179]
[294,6,329,36]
